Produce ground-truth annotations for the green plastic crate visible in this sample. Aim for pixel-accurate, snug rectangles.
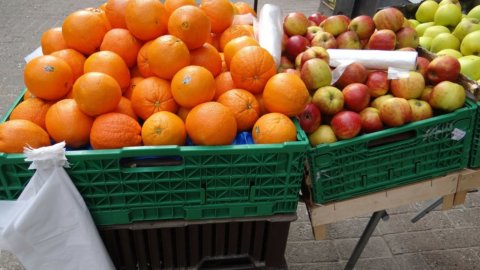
[469,101,480,168]
[0,93,309,226]
[307,99,477,204]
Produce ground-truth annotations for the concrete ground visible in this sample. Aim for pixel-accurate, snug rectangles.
[1,0,480,269]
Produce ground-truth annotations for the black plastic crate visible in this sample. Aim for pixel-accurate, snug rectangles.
[98,214,295,269]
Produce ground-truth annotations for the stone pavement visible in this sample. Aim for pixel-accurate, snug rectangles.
[1,0,480,269]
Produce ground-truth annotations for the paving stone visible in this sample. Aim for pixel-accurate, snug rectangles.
[384,231,444,254]
[422,249,480,270]
[0,250,24,270]
[327,217,381,239]
[334,237,392,260]
[435,227,480,249]
[285,241,339,263]
[295,202,310,223]
[405,211,454,232]
[463,191,480,208]
[377,214,408,235]
[288,222,315,242]
[446,208,480,228]
[393,253,430,270]
[288,262,343,270]
[340,257,401,270]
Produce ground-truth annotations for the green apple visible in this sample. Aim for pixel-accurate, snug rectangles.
[416,0,439,23]
[458,55,480,80]
[423,25,450,39]
[415,22,435,36]
[430,33,460,52]
[408,19,420,28]
[437,48,463,58]
[452,18,480,40]
[419,36,433,50]
[460,30,480,55]
[429,81,466,112]
[439,0,461,8]
[467,5,480,20]
[434,4,462,28]
[308,125,337,145]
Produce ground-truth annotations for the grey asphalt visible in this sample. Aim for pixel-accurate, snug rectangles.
[1,0,480,269]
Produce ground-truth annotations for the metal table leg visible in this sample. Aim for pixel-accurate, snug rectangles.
[344,210,389,270]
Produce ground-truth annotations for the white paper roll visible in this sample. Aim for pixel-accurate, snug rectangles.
[327,49,418,71]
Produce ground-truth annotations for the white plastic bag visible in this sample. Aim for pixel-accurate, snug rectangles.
[0,142,114,270]
[257,4,283,67]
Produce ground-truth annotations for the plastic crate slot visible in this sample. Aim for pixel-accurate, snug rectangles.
[367,130,417,149]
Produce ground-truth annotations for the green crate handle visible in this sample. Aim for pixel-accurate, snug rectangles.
[366,130,417,150]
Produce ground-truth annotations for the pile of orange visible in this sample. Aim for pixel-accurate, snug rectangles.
[0,0,310,153]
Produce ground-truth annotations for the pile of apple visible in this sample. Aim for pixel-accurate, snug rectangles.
[278,7,467,145]
[411,0,480,82]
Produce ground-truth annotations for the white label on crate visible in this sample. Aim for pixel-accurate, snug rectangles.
[24,46,43,63]
[451,128,466,141]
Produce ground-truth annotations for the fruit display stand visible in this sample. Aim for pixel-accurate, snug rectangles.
[303,168,480,268]
[0,91,309,226]
[98,214,294,270]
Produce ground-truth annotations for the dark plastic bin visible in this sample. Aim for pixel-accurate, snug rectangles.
[98,214,295,270]
[307,99,477,204]
[0,92,309,226]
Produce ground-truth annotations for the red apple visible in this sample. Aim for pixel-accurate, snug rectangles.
[390,71,425,99]
[359,107,384,133]
[286,35,310,61]
[308,12,328,26]
[298,103,322,134]
[420,86,433,102]
[396,27,419,49]
[295,52,304,69]
[300,46,330,67]
[366,71,389,97]
[398,47,417,52]
[308,125,337,145]
[278,56,295,73]
[336,30,362,49]
[373,7,405,32]
[336,62,368,89]
[312,86,344,115]
[367,29,397,50]
[305,26,323,41]
[300,58,332,91]
[360,38,369,49]
[337,15,351,25]
[320,15,349,36]
[342,83,371,112]
[281,34,289,53]
[348,15,376,40]
[416,57,430,78]
[284,68,301,77]
[331,111,362,140]
[429,81,466,112]
[311,31,338,49]
[380,97,412,127]
[426,55,461,84]
[284,12,309,36]
[408,99,433,122]
[371,94,394,110]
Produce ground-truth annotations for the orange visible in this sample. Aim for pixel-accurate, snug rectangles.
[165,0,196,14]
[219,24,254,51]
[177,106,191,122]
[185,102,237,145]
[72,72,122,116]
[200,0,234,34]
[84,50,131,90]
[214,71,236,100]
[105,0,129,29]
[113,96,138,119]
[223,36,258,68]
[90,113,142,149]
[255,94,268,116]
[23,55,73,101]
[130,76,178,120]
[230,46,276,94]
[263,73,310,117]
[190,43,222,77]
[234,2,256,16]
[40,27,68,55]
[148,35,190,80]
[124,77,144,99]
[100,28,142,68]
[45,99,94,148]
[142,111,186,145]
[171,65,216,108]
[136,41,154,78]
[9,97,53,130]
[125,0,168,41]
[0,119,50,153]
[252,113,297,144]
[51,49,86,81]
[217,89,260,131]
[62,8,110,55]
[167,6,211,50]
